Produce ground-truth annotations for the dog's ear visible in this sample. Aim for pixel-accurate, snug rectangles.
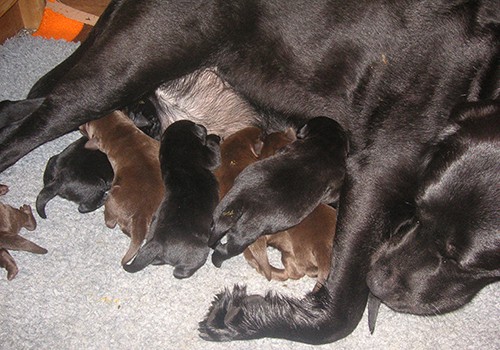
[84,138,100,150]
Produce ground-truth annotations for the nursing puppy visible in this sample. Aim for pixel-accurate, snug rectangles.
[124,120,220,279]
[80,110,164,266]
[215,126,264,198]
[0,185,47,280]
[216,127,337,286]
[245,204,337,287]
[36,100,161,219]
[210,117,348,267]
[35,137,113,219]
[0,0,498,344]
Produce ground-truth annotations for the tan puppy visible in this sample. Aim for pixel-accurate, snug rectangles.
[81,111,164,265]
[215,128,336,288]
[0,184,47,280]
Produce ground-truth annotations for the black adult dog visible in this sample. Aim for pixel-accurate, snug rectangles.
[0,0,498,345]
[124,120,221,279]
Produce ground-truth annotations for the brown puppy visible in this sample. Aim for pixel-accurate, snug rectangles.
[0,184,47,280]
[245,132,337,288]
[81,111,164,265]
[215,127,336,287]
[215,127,264,198]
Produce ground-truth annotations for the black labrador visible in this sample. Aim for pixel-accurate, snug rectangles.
[0,0,498,345]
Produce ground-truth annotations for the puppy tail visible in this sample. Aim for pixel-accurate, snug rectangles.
[122,240,162,273]
[121,217,149,266]
[36,156,61,219]
[0,234,48,254]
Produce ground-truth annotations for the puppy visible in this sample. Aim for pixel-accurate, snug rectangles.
[1,0,498,344]
[210,116,348,267]
[0,185,47,280]
[215,126,264,198]
[36,102,161,219]
[124,120,220,279]
[35,137,114,218]
[217,128,337,286]
[80,110,164,266]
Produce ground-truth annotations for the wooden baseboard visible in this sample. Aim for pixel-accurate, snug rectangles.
[0,0,45,43]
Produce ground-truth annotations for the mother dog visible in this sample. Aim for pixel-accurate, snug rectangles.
[0,0,498,345]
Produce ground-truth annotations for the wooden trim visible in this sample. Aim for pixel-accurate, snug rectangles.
[47,1,98,25]
[18,0,45,29]
[0,0,17,18]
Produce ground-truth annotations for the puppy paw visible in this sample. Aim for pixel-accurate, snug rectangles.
[199,285,264,341]
[20,205,37,231]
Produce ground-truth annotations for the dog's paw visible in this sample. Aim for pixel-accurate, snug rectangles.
[199,285,265,341]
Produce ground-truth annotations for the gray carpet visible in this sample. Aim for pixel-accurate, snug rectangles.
[0,33,498,350]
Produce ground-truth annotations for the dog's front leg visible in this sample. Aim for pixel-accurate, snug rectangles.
[200,165,401,344]
[0,0,235,172]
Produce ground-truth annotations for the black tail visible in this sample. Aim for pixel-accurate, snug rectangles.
[123,240,162,273]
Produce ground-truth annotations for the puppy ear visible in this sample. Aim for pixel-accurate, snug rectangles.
[84,138,100,150]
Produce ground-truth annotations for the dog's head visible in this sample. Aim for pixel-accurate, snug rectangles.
[161,120,221,170]
[367,100,500,315]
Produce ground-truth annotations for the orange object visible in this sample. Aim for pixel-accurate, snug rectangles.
[33,7,83,41]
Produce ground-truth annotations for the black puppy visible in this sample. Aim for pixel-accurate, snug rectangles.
[124,120,220,279]
[210,117,348,267]
[35,137,113,218]
[36,100,161,218]
[0,0,498,345]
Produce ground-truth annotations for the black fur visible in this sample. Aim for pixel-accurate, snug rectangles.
[35,105,161,218]
[35,137,113,218]
[0,0,498,344]
[366,101,500,315]
[123,120,220,279]
[210,117,348,267]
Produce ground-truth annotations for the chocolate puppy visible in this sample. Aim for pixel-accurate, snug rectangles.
[36,101,161,219]
[244,130,337,287]
[214,126,264,198]
[80,111,164,265]
[216,128,336,286]
[210,117,348,267]
[0,185,47,280]
[244,204,336,288]
[124,120,220,279]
